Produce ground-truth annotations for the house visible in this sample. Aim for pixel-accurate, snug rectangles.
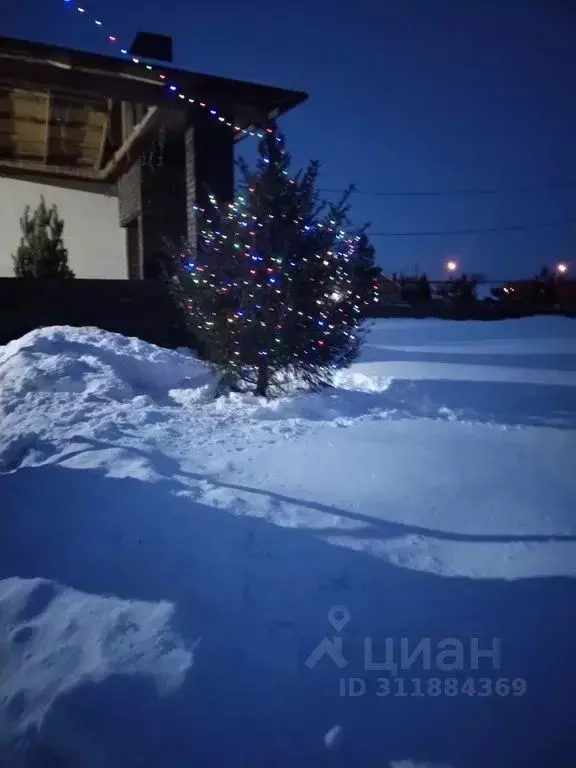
[0,35,307,279]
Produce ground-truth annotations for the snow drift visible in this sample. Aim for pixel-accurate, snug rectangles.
[1,317,576,767]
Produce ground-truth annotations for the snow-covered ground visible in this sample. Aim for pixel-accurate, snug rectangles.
[1,317,576,767]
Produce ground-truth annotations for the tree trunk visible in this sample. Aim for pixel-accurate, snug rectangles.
[255,363,269,397]
[216,371,235,397]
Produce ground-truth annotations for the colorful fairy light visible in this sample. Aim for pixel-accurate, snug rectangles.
[174,194,365,345]
[60,0,268,139]
[44,4,369,373]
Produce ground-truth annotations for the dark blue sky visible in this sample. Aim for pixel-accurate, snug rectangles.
[5,0,576,278]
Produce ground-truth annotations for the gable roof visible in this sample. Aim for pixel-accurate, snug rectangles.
[0,36,308,185]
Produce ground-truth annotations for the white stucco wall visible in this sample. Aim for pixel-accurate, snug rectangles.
[0,177,126,278]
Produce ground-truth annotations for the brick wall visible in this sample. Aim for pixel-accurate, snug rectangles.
[116,112,235,281]
[140,134,187,278]
[184,114,234,244]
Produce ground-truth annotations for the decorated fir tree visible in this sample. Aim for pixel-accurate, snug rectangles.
[171,123,366,397]
[12,197,74,278]
[351,233,382,307]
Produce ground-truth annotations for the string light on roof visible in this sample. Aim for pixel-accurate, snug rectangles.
[60,0,267,139]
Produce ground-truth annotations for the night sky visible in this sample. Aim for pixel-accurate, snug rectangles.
[4,0,576,279]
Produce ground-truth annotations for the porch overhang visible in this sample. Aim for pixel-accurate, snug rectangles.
[0,36,308,187]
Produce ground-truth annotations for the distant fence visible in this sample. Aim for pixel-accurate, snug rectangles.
[0,278,192,349]
[384,278,576,320]
[1,279,574,352]
[365,301,575,321]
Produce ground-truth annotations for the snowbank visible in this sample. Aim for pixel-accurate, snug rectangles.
[0,578,192,738]
[0,325,211,405]
[1,318,576,766]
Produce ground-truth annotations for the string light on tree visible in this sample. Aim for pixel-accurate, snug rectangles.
[349,233,381,307]
[169,122,369,397]
[60,0,267,139]
[59,1,376,389]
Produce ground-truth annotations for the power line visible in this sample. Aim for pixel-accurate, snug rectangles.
[320,178,576,198]
[368,217,576,237]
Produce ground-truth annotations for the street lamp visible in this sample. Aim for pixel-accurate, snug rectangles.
[556,262,568,275]
[445,259,458,274]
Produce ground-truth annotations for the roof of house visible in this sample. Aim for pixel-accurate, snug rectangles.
[0,36,308,186]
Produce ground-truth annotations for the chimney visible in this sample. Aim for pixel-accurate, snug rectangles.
[129,32,173,63]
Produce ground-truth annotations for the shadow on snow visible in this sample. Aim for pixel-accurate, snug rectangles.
[1,463,576,767]
[278,378,576,430]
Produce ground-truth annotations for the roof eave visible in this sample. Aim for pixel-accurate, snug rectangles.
[0,35,308,132]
